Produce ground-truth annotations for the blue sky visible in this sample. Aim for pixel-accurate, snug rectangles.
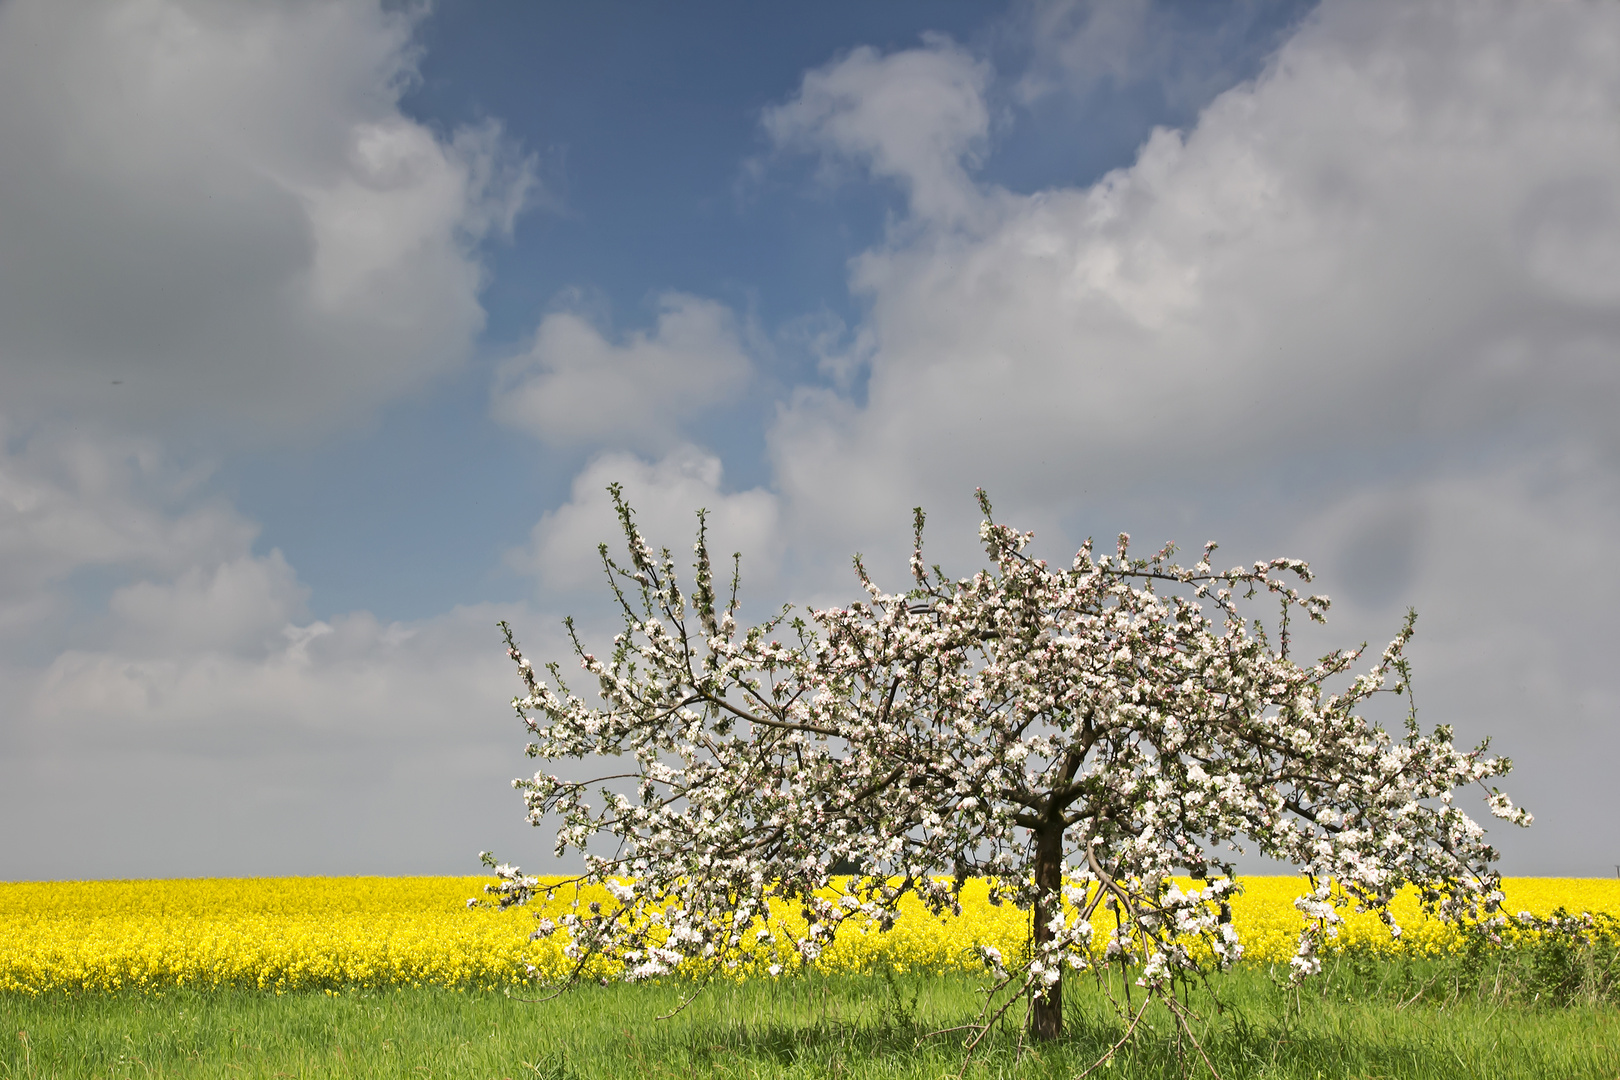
[2,0,1617,880]
[230,0,1313,624]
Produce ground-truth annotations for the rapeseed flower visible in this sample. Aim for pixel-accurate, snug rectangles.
[2,875,1614,994]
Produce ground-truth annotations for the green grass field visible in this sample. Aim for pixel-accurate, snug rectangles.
[4,961,1617,1080]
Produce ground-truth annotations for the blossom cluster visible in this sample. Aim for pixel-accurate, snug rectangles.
[487,487,1530,1017]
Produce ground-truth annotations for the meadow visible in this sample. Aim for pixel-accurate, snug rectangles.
[2,876,1617,1078]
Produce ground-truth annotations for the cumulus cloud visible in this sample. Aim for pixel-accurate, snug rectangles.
[0,0,554,880]
[763,34,993,226]
[0,428,259,644]
[765,0,1620,562]
[1275,448,1620,873]
[1013,0,1311,112]
[9,0,1618,880]
[0,0,535,445]
[0,424,552,877]
[491,294,752,449]
[745,0,1620,872]
[104,551,309,658]
[5,599,549,878]
[31,605,488,745]
[509,446,780,599]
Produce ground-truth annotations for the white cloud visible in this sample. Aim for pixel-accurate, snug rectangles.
[0,417,554,877]
[0,0,535,445]
[8,0,1619,880]
[1015,0,1154,99]
[0,418,565,878]
[0,427,258,643]
[1277,448,1620,874]
[0,0,554,879]
[104,551,309,658]
[6,599,549,878]
[763,33,992,226]
[31,605,493,740]
[742,0,1620,872]
[1013,0,1308,112]
[510,446,780,599]
[491,294,753,450]
[764,0,1620,563]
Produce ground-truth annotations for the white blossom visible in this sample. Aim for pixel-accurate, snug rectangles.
[483,487,1527,1038]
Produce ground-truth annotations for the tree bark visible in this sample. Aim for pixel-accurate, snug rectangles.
[1030,823,1065,1040]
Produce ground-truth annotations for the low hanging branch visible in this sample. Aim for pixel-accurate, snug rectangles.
[482,485,1530,1043]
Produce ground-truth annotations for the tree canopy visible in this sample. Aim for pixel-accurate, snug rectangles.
[484,487,1528,1041]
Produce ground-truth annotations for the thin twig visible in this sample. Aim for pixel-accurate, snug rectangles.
[1012,992,1032,1065]
[1162,989,1221,1080]
[1075,995,1152,1080]
[655,977,713,1020]
[954,974,1032,1076]
[1393,972,1438,1011]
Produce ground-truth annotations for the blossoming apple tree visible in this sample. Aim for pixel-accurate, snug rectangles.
[484,486,1529,1041]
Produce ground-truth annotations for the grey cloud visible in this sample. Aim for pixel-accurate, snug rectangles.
[2,601,554,879]
[104,551,309,659]
[1332,496,1427,611]
[0,0,536,446]
[739,0,1620,874]
[9,0,1620,883]
[0,428,257,645]
[1519,177,1620,306]
[508,445,780,600]
[764,0,1620,561]
[1013,0,1309,112]
[491,294,753,451]
[1281,451,1620,874]
[0,0,555,883]
[763,34,993,226]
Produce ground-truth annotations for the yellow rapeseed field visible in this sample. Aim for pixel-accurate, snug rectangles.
[2,876,1615,995]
